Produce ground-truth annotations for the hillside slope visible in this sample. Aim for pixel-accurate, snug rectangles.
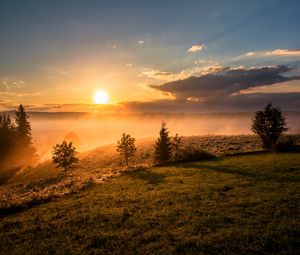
[1,152,299,254]
[5,135,267,185]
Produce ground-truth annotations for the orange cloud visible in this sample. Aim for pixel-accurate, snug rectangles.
[237,48,300,59]
[187,44,205,53]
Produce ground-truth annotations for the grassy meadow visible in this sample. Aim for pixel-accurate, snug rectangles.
[1,152,299,254]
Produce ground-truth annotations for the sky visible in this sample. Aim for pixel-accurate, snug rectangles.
[0,0,300,112]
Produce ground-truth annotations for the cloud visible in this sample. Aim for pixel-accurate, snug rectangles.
[0,92,41,97]
[236,49,300,60]
[224,92,300,111]
[187,44,205,53]
[123,92,300,112]
[0,101,16,111]
[193,60,207,64]
[139,65,223,83]
[139,68,175,82]
[137,40,144,44]
[269,49,300,56]
[150,65,300,101]
[0,78,25,91]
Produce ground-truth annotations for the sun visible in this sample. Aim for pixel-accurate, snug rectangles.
[93,90,110,104]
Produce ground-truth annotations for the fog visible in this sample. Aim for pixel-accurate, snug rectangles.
[30,112,300,161]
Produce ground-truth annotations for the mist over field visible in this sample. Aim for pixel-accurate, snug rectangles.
[24,111,300,161]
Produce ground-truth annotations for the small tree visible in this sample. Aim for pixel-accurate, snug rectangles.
[251,103,288,149]
[154,121,172,164]
[52,141,78,175]
[15,104,32,146]
[117,133,136,166]
[172,133,182,161]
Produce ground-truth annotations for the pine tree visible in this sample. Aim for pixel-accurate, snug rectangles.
[0,114,16,161]
[154,121,172,164]
[15,104,32,146]
[117,133,137,166]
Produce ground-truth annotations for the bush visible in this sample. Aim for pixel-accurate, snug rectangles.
[275,135,296,152]
[176,146,216,162]
[251,103,288,149]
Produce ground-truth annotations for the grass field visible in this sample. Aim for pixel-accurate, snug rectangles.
[0,152,299,254]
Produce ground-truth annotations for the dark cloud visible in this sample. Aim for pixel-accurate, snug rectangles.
[150,65,300,101]
[222,92,300,111]
[124,92,300,113]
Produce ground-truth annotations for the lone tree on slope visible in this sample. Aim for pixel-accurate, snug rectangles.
[251,103,288,149]
[52,141,78,175]
[117,133,137,166]
[154,121,172,164]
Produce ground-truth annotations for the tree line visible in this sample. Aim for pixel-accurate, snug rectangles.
[0,103,291,175]
[52,103,292,175]
[0,105,36,169]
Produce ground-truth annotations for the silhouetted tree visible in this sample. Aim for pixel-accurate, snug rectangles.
[0,105,37,169]
[117,133,137,166]
[0,114,16,161]
[52,141,78,175]
[251,103,288,149]
[15,104,32,146]
[154,121,172,164]
[172,133,182,161]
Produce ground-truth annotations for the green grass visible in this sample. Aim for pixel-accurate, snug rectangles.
[0,152,299,254]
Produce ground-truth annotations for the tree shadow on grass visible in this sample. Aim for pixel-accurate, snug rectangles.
[126,169,166,185]
[178,163,257,178]
[177,162,299,183]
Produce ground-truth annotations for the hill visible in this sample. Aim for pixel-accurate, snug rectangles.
[1,134,300,214]
[0,152,299,254]
[4,135,265,185]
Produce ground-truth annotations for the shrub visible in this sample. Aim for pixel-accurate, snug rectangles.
[251,103,288,149]
[177,146,215,162]
[275,135,296,152]
[172,133,182,161]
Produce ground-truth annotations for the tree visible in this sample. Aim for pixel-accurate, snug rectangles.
[15,104,32,146]
[251,103,288,149]
[0,106,37,169]
[117,133,137,166]
[52,141,78,175]
[154,121,172,164]
[172,133,182,161]
[0,114,16,161]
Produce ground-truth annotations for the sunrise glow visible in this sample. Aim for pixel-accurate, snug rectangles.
[1,1,300,254]
[93,90,110,104]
